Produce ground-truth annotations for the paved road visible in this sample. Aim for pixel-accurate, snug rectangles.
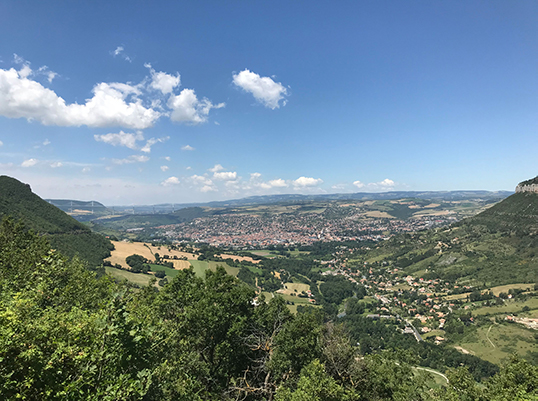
[405,319,423,342]
[414,366,449,383]
[486,325,496,348]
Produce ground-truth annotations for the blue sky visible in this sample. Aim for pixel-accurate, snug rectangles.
[0,1,536,205]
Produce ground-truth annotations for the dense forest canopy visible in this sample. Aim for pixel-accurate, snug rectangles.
[0,176,113,266]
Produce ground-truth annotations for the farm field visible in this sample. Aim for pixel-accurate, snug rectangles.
[251,250,272,256]
[455,323,537,365]
[148,264,181,278]
[277,282,310,296]
[106,241,195,269]
[218,254,260,264]
[472,298,538,316]
[188,259,239,278]
[105,266,156,287]
[488,283,534,296]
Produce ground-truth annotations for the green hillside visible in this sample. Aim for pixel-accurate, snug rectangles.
[0,175,113,266]
[465,191,538,234]
[354,189,538,286]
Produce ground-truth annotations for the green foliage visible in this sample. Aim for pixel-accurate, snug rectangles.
[1,216,537,400]
[0,176,113,267]
[433,356,538,400]
[126,254,150,273]
[275,360,348,401]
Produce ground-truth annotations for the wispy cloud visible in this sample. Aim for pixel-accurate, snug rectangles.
[141,136,169,153]
[111,46,132,62]
[112,155,149,165]
[94,131,144,149]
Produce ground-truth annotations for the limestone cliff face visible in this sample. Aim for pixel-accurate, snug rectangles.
[515,184,538,193]
[515,176,538,193]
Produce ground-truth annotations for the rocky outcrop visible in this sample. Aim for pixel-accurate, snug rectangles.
[516,184,538,193]
[516,176,538,193]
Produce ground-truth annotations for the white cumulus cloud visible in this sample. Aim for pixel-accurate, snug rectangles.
[293,176,323,188]
[0,66,160,129]
[378,178,395,187]
[181,144,195,151]
[168,88,225,124]
[146,64,180,95]
[213,171,237,181]
[0,140,3,147]
[191,175,213,186]
[160,165,169,172]
[94,131,144,149]
[201,185,217,193]
[21,158,38,167]
[267,178,288,188]
[233,69,288,109]
[50,161,63,168]
[353,178,396,191]
[209,164,224,173]
[0,58,224,129]
[161,176,180,186]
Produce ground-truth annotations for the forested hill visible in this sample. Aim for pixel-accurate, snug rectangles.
[358,185,538,286]
[464,191,538,234]
[0,175,113,266]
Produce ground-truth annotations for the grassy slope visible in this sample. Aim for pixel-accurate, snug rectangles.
[358,192,538,286]
[188,260,239,278]
[456,323,537,365]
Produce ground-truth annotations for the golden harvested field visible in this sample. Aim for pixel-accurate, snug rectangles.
[219,254,260,264]
[488,283,534,296]
[412,210,453,217]
[424,203,441,208]
[364,211,395,219]
[443,293,469,301]
[106,241,194,270]
[277,282,310,296]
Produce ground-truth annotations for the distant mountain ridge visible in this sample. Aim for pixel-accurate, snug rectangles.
[108,190,513,214]
[46,199,108,211]
[0,176,113,266]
